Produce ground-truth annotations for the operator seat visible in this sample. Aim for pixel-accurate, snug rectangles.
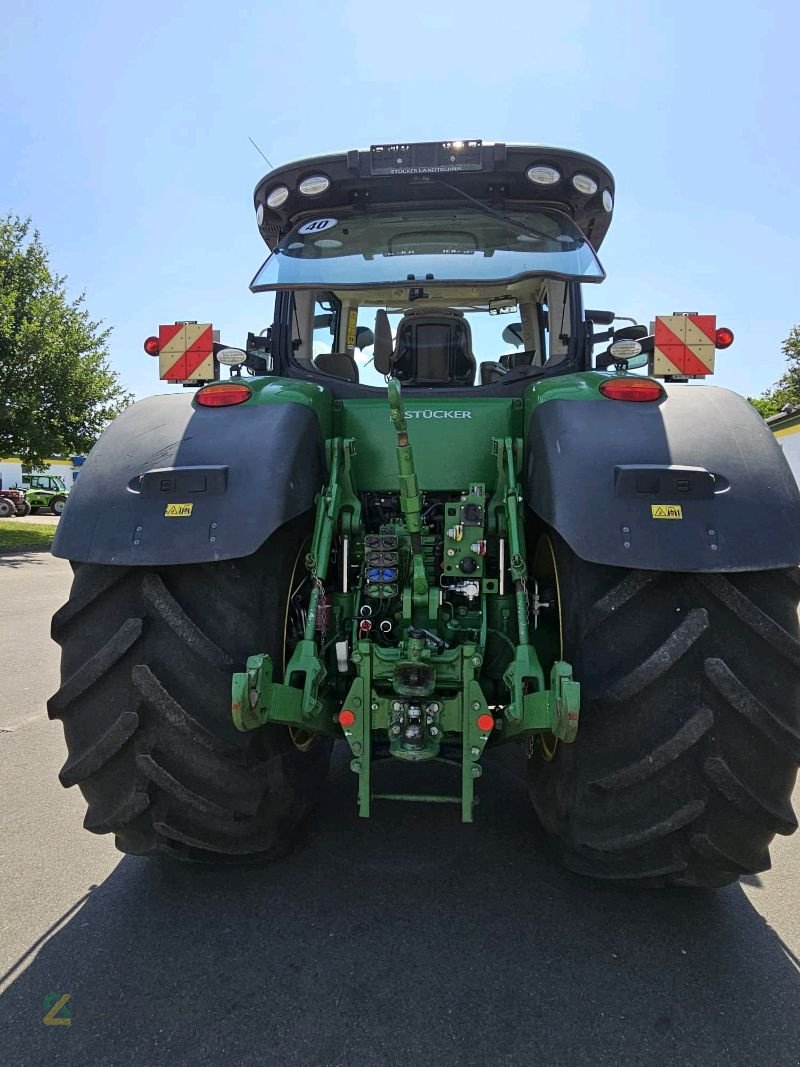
[373,308,476,385]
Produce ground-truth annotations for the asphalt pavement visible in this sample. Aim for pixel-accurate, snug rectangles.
[1,551,798,1067]
[1,514,61,526]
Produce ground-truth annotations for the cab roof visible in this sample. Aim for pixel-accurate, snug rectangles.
[253,141,615,252]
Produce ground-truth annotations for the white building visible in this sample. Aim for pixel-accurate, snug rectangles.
[0,456,85,490]
[767,407,800,487]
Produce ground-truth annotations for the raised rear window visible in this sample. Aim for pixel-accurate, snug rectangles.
[250,207,604,292]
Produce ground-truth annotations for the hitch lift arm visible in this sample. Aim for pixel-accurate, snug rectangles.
[232,394,580,821]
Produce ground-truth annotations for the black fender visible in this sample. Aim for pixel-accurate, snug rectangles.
[524,384,800,571]
[52,392,326,566]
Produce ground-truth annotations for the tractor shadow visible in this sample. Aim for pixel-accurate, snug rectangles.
[0,549,53,569]
[2,743,799,1067]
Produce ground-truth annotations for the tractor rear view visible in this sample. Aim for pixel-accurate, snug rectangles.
[50,141,800,886]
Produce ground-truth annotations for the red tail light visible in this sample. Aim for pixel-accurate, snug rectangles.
[143,336,160,356]
[600,378,664,402]
[339,709,356,728]
[715,327,734,349]
[195,383,252,407]
[477,713,495,733]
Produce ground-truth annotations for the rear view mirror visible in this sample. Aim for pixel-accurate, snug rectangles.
[585,309,615,325]
[502,323,524,348]
[624,352,650,370]
[355,326,374,351]
[613,324,647,342]
[596,331,653,371]
[313,313,334,333]
[489,297,517,316]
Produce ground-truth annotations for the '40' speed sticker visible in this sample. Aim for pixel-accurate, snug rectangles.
[298,218,337,234]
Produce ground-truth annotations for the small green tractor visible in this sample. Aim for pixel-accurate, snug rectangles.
[24,473,69,515]
[50,141,800,887]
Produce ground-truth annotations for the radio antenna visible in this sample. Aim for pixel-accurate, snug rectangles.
[248,137,274,169]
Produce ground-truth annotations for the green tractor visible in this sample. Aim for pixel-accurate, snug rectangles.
[50,141,800,887]
[24,473,70,515]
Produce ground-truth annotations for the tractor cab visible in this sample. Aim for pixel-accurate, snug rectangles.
[248,141,614,392]
[25,473,68,494]
[145,142,732,390]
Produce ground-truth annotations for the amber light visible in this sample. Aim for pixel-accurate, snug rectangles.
[599,378,664,402]
[195,383,252,407]
[715,327,734,349]
[143,336,160,356]
[339,709,356,728]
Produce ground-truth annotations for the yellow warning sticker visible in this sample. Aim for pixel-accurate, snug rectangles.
[346,309,358,349]
[651,504,683,520]
[165,503,193,517]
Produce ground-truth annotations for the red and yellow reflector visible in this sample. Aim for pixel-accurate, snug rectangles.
[339,709,356,728]
[195,382,251,407]
[653,314,717,377]
[158,322,215,382]
[600,378,664,402]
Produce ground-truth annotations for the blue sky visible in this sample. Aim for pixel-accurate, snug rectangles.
[2,0,798,401]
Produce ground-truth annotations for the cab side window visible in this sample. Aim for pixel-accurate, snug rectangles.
[542,280,571,366]
[312,296,339,359]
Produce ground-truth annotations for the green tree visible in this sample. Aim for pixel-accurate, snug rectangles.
[748,324,800,418]
[0,215,131,466]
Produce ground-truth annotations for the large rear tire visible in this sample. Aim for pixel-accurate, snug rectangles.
[528,534,800,887]
[49,518,331,861]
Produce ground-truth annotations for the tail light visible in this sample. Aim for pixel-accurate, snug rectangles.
[143,336,160,356]
[195,383,252,407]
[600,378,664,402]
[715,327,734,349]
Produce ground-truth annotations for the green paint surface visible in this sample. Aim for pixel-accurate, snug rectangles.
[336,397,524,491]
[246,376,334,437]
[523,370,612,421]
[235,371,628,478]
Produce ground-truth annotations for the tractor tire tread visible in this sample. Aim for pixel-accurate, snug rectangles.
[576,799,705,852]
[131,663,243,758]
[135,753,237,819]
[699,574,800,667]
[589,705,713,793]
[702,755,797,835]
[583,570,656,635]
[688,831,770,876]
[141,573,234,668]
[704,657,800,759]
[529,543,800,888]
[601,608,709,703]
[48,617,143,715]
[51,566,132,639]
[59,709,140,787]
[51,523,330,862]
[83,791,152,834]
